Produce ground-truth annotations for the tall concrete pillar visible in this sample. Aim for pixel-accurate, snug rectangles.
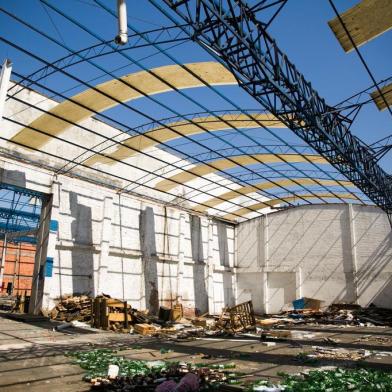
[207,219,215,313]
[262,214,269,314]
[29,193,53,314]
[41,178,60,309]
[176,212,186,303]
[348,204,359,303]
[140,206,158,314]
[97,195,113,295]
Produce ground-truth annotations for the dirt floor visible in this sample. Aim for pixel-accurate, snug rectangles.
[1,312,392,391]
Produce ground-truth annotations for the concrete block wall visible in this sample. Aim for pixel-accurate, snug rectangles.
[0,157,235,314]
[236,204,392,313]
[50,177,236,315]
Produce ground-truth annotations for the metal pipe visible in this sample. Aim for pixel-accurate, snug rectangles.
[115,0,128,45]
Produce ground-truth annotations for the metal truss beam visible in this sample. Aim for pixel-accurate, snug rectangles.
[154,0,392,220]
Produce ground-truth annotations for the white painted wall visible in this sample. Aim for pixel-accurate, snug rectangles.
[0,157,235,315]
[3,84,391,316]
[236,204,392,313]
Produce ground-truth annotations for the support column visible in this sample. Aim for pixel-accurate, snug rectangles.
[140,206,158,314]
[348,204,359,303]
[97,196,113,295]
[42,178,60,309]
[29,194,53,314]
[262,214,269,314]
[176,212,186,303]
[207,218,215,314]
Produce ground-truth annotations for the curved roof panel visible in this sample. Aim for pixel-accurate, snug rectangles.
[155,154,329,192]
[193,178,354,212]
[84,112,285,166]
[223,193,360,220]
[11,62,237,150]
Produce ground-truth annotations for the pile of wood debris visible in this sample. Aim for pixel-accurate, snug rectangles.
[49,294,92,322]
[45,296,258,338]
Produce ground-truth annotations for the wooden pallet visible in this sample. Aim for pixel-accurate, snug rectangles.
[93,297,131,330]
[228,300,255,331]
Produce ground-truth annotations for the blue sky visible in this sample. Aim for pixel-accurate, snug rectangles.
[0,0,391,176]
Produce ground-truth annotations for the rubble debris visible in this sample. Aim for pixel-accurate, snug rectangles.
[322,337,340,345]
[303,346,372,361]
[217,301,256,333]
[0,293,29,312]
[156,373,199,392]
[257,318,282,328]
[134,323,158,335]
[0,295,16,311]
[50,294,92,322]
[292,297,322,310]
[279,368,392,391]
[259,303,392,327]
[68,349,245,391]
[171,304,183,321]
[353,335,392,344]
[54,322,72,331]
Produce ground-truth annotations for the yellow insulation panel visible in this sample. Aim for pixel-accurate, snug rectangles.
[328,0,392,52]
[11,62,237,149]
[85,112,285,166]
[193,178,354,212]
[223,193,359,220]
[154,154,328,192]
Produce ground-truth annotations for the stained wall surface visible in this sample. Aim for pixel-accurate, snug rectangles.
[236,204,392,313]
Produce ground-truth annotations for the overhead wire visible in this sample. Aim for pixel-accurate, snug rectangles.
[0,13,326,213]
[8,65,306,213]
[136,0,363,204]
[328,0,392,120]
[2,5,309,204]
[0,1,368,217]
[36,0,331,205]
[3,112,254,220]
[7,88,276,218]
[42,0,350,206]
[0,124,240,223]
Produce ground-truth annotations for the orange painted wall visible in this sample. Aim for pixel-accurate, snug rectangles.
[0,241,36,295]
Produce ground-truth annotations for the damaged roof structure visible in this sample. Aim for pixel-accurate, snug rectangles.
[0,0,391,391]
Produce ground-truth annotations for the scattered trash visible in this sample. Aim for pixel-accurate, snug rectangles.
[279,368,392,391]
[261,342,276,347]
[159,347,173,354]
[303,346,372,361]
[54,322,72,331]
[107,364,119,379]
[292,297,322,310]
[68,349,246,391]
[256,303,392,327]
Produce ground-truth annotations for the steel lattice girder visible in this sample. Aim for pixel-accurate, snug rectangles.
[153,0,392,218]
